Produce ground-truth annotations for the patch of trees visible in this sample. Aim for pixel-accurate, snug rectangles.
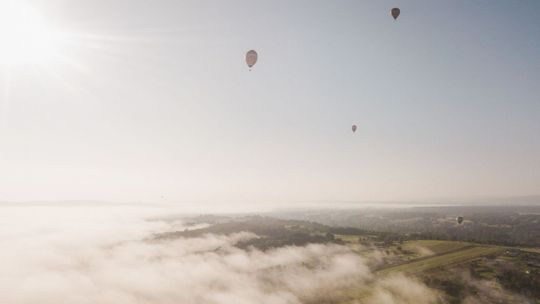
[274,207,540,247]
[422,275,470,304]
[496,260,540,299]
[236,232,344,251]
[154,217,348,250]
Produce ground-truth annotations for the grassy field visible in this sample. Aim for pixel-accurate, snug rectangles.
[335,234,361,243]
[344,240,514,303]
[334,237,506,276]
[520,247,540,254]
[377,245,503,275]
[402,240,472,255]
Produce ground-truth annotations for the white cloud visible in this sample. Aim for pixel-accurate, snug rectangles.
[0,205,441,304]
[365,274,440,304]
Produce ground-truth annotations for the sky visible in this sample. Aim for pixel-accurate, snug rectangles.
[0,0,539,205]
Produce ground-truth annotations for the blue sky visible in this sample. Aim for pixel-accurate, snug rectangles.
[0,0,539,204]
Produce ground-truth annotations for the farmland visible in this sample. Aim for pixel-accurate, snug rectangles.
[377,245,503,275]
[164,211,540,303]
[402,239,472,255]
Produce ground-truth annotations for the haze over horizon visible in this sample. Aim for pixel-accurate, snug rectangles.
[1,0,539,205]
[2,2,540,304]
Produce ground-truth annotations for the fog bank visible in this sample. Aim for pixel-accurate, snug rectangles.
[0,205,442,304]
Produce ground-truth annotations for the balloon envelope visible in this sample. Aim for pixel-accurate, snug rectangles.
[246,50,258,68]
[352,125,357,132]
[457,216,464,224]
[391,8,400,20]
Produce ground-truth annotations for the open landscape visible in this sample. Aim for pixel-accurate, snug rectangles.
[1,1,539,303]
[149,204,540,303]
[1,203,539,303]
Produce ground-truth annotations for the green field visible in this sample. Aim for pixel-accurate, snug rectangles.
[520,247,540,254]
[342,240,529,303]
[335,234,360,242]
[377,245,503,275]
[334,237,506,277]
[402,240,472,255]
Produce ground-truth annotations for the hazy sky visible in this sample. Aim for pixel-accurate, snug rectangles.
[0,0,539,204]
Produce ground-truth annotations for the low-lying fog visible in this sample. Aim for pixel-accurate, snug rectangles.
[2,203,533,304]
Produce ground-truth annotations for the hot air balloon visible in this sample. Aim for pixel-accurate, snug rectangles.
[457,216,464,224]
[352,125,357,133]
[391,8,400,20]
[246,50,258,70]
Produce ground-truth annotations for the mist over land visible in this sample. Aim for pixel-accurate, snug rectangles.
[1,0,539,303]
[1,202,539,303]
[0,204,430,304]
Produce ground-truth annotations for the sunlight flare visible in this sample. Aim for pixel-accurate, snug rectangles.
[0,2,62,65]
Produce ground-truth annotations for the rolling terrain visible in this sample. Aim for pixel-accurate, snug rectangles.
[159,214,540,303]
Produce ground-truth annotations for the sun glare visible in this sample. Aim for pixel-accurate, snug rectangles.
[0,2,61,65]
